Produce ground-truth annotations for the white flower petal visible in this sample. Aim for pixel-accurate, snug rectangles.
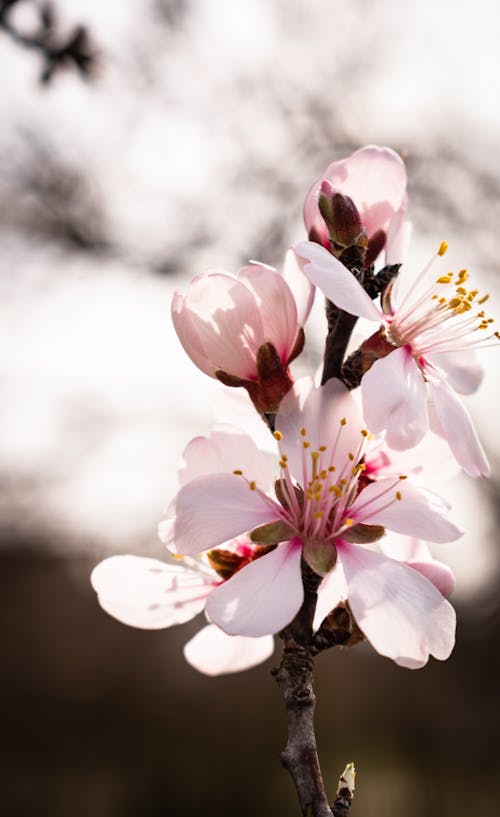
[183,625,274,675]
[91,555,215,629]
[276,377,365,483]
[428,377,490,477]
[313,561,348,632]
[349,479,463,543]
[362,348,429,450]
[205,540,303,636]
[179,425,275,489]
[168,472,281,555]
[339,542,456,668]
[294,241,382,321]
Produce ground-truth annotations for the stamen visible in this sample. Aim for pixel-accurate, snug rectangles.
[233,469,243,475]
[438,240,448,256]
[273,430,283,441]
[249,481,256,491]
[395,491,402,500]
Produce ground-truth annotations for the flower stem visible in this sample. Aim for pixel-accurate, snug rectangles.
[272,565,354,817]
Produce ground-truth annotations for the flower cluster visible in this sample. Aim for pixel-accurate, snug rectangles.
[92,145,496,675]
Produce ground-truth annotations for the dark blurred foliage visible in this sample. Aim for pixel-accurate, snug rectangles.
[0,0,96,84]
[1,534,499,817]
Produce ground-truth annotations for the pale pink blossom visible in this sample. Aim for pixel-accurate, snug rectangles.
[303,145,409,263]
[294,240,496,476]
[91,548,274,676]
[162,378,461,668]
[171,251,314,412]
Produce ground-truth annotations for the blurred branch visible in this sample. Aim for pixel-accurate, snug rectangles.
[0,0,96,83]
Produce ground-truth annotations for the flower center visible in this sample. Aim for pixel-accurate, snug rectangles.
[272,421,369,544]
[387,241,500,360]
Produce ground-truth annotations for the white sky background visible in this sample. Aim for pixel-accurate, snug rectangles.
[1,0,500,597]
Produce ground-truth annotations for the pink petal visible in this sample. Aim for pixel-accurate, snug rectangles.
[427,350,484,395]
[293,241,383,321]
[178,425,275,489]
[205,539,303,636]
[385,198,412,264]
[407,559,456,598]
[366,430,460,483]
[379,536,456,597]
[282,248,315,327]
[172,272,264,379]
[304,145,407,242]
[167,472,281,555]
[276,377,365,483]
[338,542,456,668]
[183,624,274,675]
[349,478,462,543]
[91,555,216,629]
[313,561,348,631]
[171,291,213,376]
[238,264,299,362]
[428,377,490,477]
[362,347,429,449]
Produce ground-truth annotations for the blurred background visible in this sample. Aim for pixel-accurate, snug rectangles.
[1,1,500,815]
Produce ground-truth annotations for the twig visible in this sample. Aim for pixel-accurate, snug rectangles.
[0,0,96,83]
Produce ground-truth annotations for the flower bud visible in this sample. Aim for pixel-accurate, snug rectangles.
[318,183,367,255]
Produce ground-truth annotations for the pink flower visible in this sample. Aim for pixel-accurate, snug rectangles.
[172,251,314,412]
[303,145,409,263]
[363,434,457,599]
[91,547,274,676]
[294,240,496,476]
[162,378,461,668]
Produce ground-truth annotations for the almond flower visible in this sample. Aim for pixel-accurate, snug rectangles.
[363,433,457,598]
[172,251,314,412]
[161,378,461,668]
[294,239,496,476]
[91,543,274,676]
[303,145,409,264]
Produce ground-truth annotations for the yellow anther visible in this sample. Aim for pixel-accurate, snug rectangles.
[233,469,243,475]
[303,441,310,449]
[361,429,369,437]
[339,479,346,486]
[320,470,328,480]
[438,240,448,256]
[395,490,402,500]
[311,451,320,461]
[495,332,500,339]
[457,268,468,282]
[300,427,307,437]
[357,463,366,472]
[348,452,354,461]
[398,474,408,480]
[314,511,324,519]
[273,430,283,441]
[478,293,490,305]
[328,466,336,473]
[477,311,485,318]
[329,485,341,496]
[439,297,447,304]
[436,275,453,284]
[432,294,438,300]
[456,286,467,296]
[249,481,256,491]
[340,418,347,426]
[319,445,327,452]
[279,460,287,469]
[344,518,354,527]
